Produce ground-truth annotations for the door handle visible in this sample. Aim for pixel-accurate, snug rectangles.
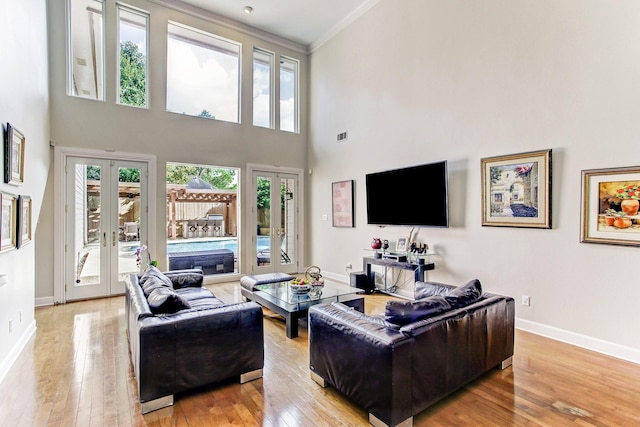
[112,231,116,246]
[103,232,107,247]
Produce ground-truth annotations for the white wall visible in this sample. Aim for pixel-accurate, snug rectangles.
[37,0,309,299]
[308,0,640,362]
[0,0,50,381]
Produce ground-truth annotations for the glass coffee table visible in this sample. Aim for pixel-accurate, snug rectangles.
[253,282,364,338]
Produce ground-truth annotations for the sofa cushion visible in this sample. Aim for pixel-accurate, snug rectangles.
[140,266,173,287]
[141,276,172,297]
[385,295,452,326]
[147,287,191,314]
[443,279,483,309]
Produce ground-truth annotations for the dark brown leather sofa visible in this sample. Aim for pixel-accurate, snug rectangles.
[308,279,514,427]
[125,267,264,413]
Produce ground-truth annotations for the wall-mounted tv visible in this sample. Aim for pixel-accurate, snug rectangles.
[366,160,449,227]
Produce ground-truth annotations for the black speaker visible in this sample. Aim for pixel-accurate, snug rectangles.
[350,272,375,294]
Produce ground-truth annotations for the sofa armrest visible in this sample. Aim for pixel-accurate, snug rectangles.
[135,301,264,403]
[309,303,413,427]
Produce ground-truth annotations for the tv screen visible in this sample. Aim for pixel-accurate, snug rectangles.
[366,161,449,227]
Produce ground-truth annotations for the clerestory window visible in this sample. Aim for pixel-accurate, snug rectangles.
[253,48,274,129]
[279,56,299,133]
[117,5,149,108]
[166,22,241,123]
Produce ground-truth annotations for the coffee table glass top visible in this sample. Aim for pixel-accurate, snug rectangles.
[254,281,361,309]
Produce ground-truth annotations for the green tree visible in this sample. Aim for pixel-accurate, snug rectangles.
[166,165,236,190]
[119,41,146,106]
[198,109,215,119]
[86,165,140,182]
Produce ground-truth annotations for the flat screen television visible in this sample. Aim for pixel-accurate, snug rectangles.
[366,160,449,227]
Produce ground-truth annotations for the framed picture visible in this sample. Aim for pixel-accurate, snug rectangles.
[332,180,354,227]
[481,149,552,229]
[581,166,640,246]
[17,195,32,248]
[4,123,25,186]
[395,237,408,252]
[0,193,17,252]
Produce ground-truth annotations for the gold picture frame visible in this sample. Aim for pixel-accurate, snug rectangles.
[17,195,32,248]
[0,192,17,252]
[4,123,25,186]
[481,149,552,229]
[581,166,640,247]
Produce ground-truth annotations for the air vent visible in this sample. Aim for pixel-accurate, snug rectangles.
[336,131,348,142]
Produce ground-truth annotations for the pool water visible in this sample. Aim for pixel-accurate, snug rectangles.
[166,236,272,255]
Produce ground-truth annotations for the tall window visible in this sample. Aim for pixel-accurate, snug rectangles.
[117,5,148,107]
[67,0,105,100]
[253,48,274,128]
[166,22,241,123]
[279,56,299,133]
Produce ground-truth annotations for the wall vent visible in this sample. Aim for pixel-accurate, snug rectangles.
[336,131,348,142]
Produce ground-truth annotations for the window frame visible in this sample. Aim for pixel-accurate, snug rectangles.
[252,47,275,129]
[279,55,299,133]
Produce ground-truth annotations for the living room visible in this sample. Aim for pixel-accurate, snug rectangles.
[2,0,640,425]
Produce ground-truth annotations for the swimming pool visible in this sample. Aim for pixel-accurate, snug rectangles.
[166,236,272,255]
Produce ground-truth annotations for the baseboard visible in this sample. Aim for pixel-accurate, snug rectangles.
[0,320,37,385]
[35,296,54,307]
[516,318,640,365]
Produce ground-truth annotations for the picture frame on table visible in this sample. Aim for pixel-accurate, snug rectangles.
[332,180,354,228]
[17,195,32,248]
[0,192,17,252]
[581,166,640,247]
[481,149,552,229]
[4,123,25,186]
[395,237,408,252]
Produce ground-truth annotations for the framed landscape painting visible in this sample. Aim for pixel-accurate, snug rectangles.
[481,149,552,229]
[581,166,640,247]
[0,192,16,252]
[332,180,354,228]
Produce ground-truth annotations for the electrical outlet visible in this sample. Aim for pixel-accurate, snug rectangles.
[522,295,531,306]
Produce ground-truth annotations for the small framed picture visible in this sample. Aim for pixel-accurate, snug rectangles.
[4,123,25,186]
[1,192,17,252]
[396,237,408,252]
[17,195,32,248]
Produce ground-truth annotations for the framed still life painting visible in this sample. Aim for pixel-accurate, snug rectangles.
[17,195,32,248]
[581,166,640,247]
[481,149,552,229]
[0,192,16,252]
[4,123,25,186]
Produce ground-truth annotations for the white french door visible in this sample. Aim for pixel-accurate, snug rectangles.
[250,169,300,275]
[64,156,149,301]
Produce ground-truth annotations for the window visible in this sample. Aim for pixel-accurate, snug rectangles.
[279,56,299,133]
[166,22,241,123]
[67,0,105,100]
[117,5,148,107]
[253,48,274,128]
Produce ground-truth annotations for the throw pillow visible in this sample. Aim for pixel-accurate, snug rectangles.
[414,281,456,299]
[443,279,483,309]
[147,287,191,314]
[331,302,400,330]
[384,295,451,326]
[141,276,172,297]
[139,266,173,287]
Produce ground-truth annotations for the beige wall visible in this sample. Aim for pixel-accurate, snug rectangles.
[308,0,640,362]
[0,0,50,379]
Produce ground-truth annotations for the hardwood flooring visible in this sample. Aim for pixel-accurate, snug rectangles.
[1,280,639,426]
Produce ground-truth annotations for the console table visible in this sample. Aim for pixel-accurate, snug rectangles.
[363,256,435,299]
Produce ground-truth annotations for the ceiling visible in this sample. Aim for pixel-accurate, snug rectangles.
[166,0,376,49]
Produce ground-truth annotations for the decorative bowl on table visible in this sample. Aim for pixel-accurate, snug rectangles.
[289,279,311,294]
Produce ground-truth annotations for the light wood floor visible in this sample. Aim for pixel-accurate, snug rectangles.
[2,280,639,427]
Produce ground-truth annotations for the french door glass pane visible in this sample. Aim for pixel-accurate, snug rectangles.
[257,175,271,266]
[118,166,141,281]
[74,163,101,286]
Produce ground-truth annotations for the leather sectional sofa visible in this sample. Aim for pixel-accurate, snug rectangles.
[308,279,514,427]
[125,267,264,413]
